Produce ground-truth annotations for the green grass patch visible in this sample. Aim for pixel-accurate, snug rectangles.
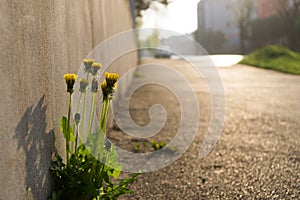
[240,45,300,75]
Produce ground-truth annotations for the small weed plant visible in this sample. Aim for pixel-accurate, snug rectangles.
[50,59,139,200]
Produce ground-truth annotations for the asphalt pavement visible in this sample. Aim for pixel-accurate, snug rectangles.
[111,58,300,199]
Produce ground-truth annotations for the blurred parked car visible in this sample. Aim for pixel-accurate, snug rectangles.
[155,46,172,58]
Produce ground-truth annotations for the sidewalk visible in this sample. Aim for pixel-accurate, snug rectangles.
[110,59,300,199]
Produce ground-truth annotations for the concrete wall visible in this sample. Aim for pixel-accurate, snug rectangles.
[0,0,137,199]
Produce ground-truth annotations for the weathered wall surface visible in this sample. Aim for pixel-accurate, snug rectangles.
[0,0,137,199]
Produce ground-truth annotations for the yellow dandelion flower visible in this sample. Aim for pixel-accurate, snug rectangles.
[101,72,119,99]
[64,73,77,93]
[101,79,107,90]
[105,72,119,88]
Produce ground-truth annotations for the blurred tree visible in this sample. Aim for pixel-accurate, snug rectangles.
[249,15,285,50]
[196,30,225,54]
[134,0,171,17]
[133,0,171,58]
[147,28,161,55]
[230,0,255,54]
[277,0,300,50]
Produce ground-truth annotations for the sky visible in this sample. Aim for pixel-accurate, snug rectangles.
[141,0,201,37]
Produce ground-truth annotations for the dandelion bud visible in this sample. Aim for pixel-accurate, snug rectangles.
[91,62,102,76]
[104,137,111,150]
[100,79,106,88]
[101,79,109,99]
[64,73,77,93]
[83,59,94,73]
[91,78,98,93]
[79,79,89,93]
[74,113,81,124]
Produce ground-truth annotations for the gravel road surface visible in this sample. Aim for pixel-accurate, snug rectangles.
[109,59,300,199]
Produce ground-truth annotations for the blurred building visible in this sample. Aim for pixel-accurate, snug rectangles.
[255,0,300,51]
[195,0,258,53]
[258,0,288,19]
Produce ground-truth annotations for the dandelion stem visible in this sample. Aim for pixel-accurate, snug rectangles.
[98,150,109,185]
[66,93,72,166]
[76,92,83,114]
[87,92,96,137]
[74,123,79,155]
[78,73,90,143]
[100,98,110,133]
[79,91,87,144]
[94,98,109,153]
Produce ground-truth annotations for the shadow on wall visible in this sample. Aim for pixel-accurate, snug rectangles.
[14,96,55,199]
